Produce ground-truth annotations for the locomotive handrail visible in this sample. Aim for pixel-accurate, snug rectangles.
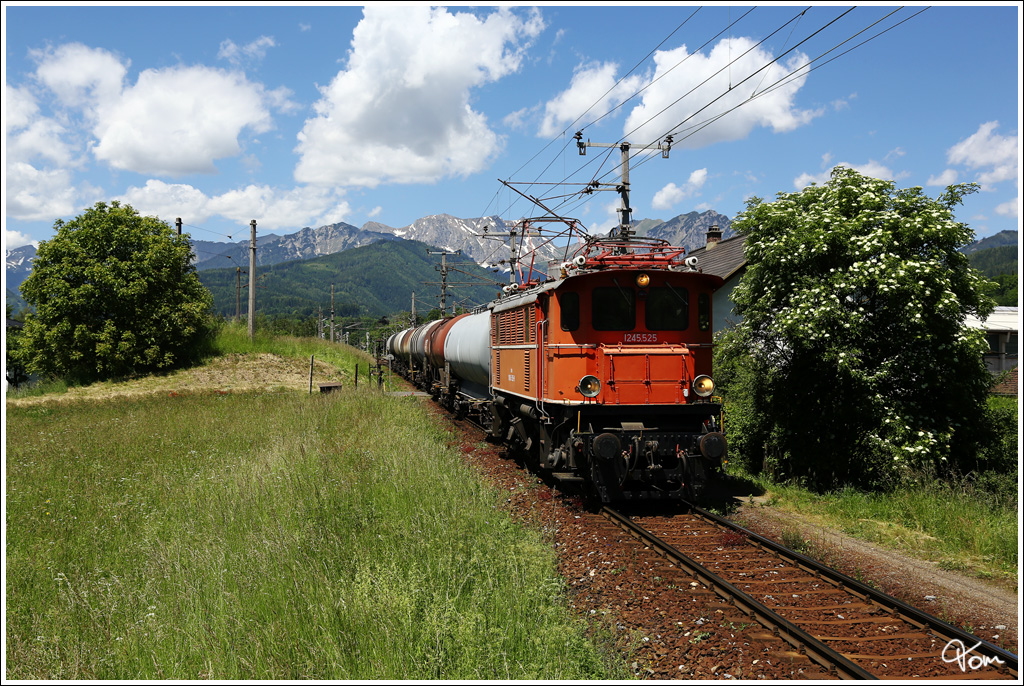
[600,343,690,355]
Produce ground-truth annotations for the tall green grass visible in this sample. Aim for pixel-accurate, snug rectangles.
[6,389,620,679]
[735,472,1018,581]
[5,376,70,399]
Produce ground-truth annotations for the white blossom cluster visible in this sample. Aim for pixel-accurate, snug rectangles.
[729,168,993,476]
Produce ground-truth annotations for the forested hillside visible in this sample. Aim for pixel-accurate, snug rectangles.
[198,239,504,319]
[968,244,1018,306]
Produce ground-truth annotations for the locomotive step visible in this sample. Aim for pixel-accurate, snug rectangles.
[552,472,586,483]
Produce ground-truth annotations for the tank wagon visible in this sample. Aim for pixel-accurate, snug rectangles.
[387,237,726,503]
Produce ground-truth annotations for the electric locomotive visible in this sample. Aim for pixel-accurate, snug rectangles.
[387,235,726,503]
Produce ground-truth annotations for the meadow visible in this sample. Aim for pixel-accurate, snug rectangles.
[5,342,622,679]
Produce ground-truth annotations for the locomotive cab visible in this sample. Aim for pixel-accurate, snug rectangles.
[490,261,726,502]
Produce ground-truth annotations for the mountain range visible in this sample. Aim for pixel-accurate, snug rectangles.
[196,239,504,320]
[189,222,402,271]
[7,213,1016,317]
[960,229,1018,255]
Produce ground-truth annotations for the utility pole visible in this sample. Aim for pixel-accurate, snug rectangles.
[330,283,335,343]
[318,305,323,339]
[411,292,416,328]
[236,267,242,322]
[427,248,462,313]
[574,132,672,243]
[248,220,257,341]
[175,217,182,236]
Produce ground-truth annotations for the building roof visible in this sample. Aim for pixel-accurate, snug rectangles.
[686,234,747,282]
[965,306,1019,332]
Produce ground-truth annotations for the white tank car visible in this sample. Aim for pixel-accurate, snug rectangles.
[443,311,492,399]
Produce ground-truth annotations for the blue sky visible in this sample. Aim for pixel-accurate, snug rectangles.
[3,3,1020,252]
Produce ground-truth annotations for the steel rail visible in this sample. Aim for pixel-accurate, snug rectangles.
[686,503,1018,679]
[602,506,876,680]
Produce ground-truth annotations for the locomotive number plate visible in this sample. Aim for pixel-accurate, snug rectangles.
[624,333,658,343]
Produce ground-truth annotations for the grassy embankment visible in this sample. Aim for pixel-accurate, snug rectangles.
[5,327,623,680]
[727,397,1018,585]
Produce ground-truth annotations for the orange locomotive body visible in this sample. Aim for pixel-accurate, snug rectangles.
[387,239,727,503]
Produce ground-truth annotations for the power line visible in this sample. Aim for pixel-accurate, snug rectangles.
[493,10,707,223]
[491,6,794,222]
[516,6,924,227]
[567,6,829,207]
[179,222,236,241]
[623,6,922,181]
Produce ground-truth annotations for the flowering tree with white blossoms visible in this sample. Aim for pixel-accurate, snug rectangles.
[718,167,995,488]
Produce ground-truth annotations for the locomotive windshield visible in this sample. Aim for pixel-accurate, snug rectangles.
[646,287,689,331]
[592,286,635,330]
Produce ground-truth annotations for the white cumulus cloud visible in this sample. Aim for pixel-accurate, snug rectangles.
[30,43,295,178]
[5,162,79,222]
[623,37,820,147]
[4,228,39,250]
[91,65,286,176]
[994,197,1018,218]
[294,5,544,187]
[116,180,351,231]
[4,84,85,222]
[32,43,126,113]
[5,84,76,167]
[539,61,644,138]
[794,161,896,190]
[926,169,958,187]
[218,36,276,65]
[651,168,708,210]
[946,121,1018,189]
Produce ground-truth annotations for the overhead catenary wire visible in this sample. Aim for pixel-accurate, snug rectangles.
[621,5,924,183]
[560,5,850,213]
[492,5,806,222]
[179,221,236,241]
[490,9,710,224]
[517,6,922,224]
[503,9,703,189]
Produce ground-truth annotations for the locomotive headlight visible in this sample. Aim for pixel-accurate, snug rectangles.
[692,375,715,398]
[578,375,602,398]
[635,273,650,288]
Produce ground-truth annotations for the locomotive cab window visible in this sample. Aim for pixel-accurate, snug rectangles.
[645,286,688,331]
[593,286,635,331]
[560,291,579,331]
[698,293,711,331]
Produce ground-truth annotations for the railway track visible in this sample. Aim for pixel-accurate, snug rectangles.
[604,505,1018,680]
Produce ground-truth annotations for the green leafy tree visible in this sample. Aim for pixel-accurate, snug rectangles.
[19,201,215,384]
[5,320,30,390]
[718,168,994,488]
